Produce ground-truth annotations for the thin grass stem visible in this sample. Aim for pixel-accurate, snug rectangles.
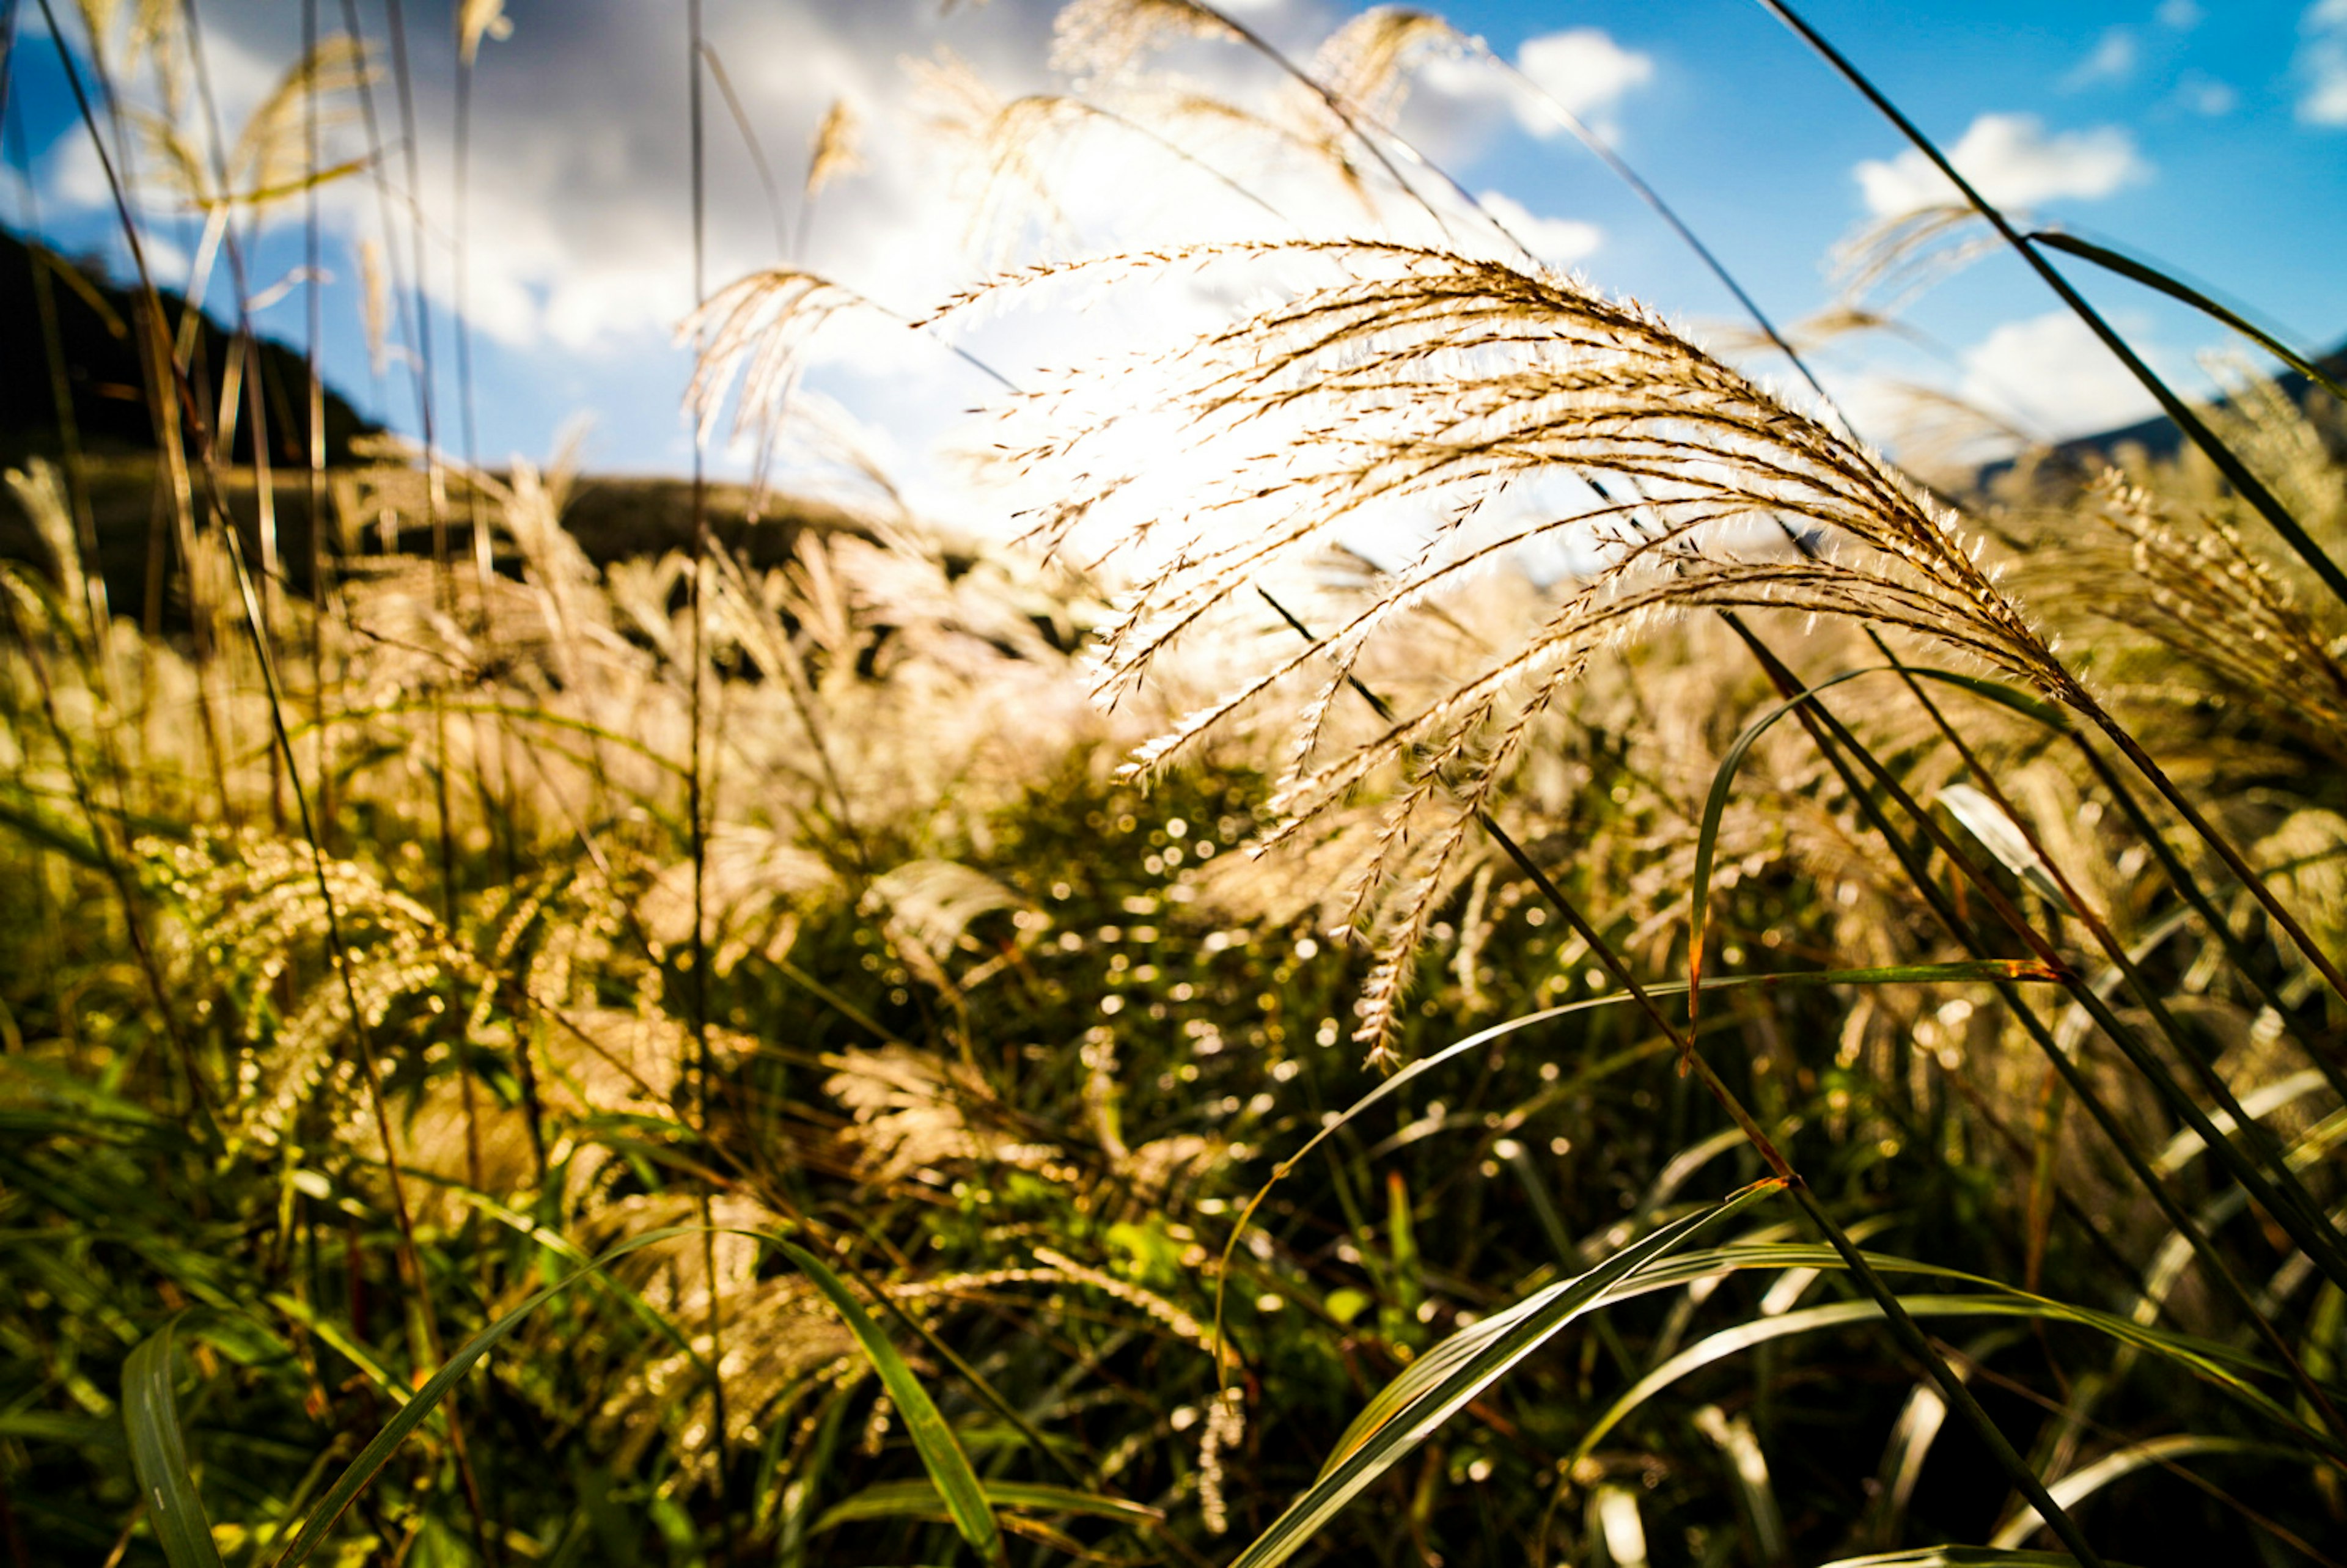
[1728,624,2347,1446]
[1878,653,2347,1284]
[1753,0,2347,615]
[1264,600,2121,1556]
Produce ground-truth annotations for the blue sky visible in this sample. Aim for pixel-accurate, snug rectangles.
[4,0,2342,510]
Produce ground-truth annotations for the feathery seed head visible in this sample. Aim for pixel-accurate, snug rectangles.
[1051,0,1243,83]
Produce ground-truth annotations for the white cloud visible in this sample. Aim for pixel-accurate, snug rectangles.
[1854,113,2149,216]
[1510,28,1653,134]
[2304,66,2347,125]
[2175,70,2237,115]
[42,133,114,213]
[2300,1,2347,125]
[0,161,31,227]
[2062,27,2136,89]
[140,235,194,294]
[2158,0,2203,29]
[1475,191,1601,265]
[1960,310,2160,439]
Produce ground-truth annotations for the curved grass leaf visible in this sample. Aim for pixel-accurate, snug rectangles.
[1939,784,2075,914]
[122,1316,227,1568]
[1692,667,1884,1026]
[1214,959,2055,1360]
[812,1479,1164,1534]
[2135,1108,2347,1327]
[2027,231,2347,408]
[774,1239,1005,1567]
[1572,1289,2325,1464]
[268,1225,998,1568]
[268,1226,703,1567]
[1988,1435,2275,1549]
[2153,1069,2335,1178]
[1221,1180,1782,1568]
[1689,664,2065,1028]
[1588,1239,2340,1415]
[1823,1550,2145,1567]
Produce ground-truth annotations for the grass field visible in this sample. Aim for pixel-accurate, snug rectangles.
[3,2,2346,1566]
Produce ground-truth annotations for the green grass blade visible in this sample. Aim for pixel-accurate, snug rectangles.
[270,1225,703,1567]
[2027,232,2347,408]
[775,1239,1005,1567]
[812,1479,1164,1534]
[1938,785,2075,914]
[1691,664,2068,1026]
[1571,1291,2324,1464]
[1223,1181,1781,1568]
[122,1317,227,1568]
[1211,960,2048,1365]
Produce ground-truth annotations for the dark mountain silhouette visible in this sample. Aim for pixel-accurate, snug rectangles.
[2000,341,2346,482]
[1,225,378,466]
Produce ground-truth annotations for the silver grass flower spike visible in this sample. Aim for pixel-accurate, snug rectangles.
[963,238,2082,1050]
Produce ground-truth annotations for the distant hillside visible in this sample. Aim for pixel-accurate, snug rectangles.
[2011,340,2346,479]
[1,226,378,466]
[0,450,870,636]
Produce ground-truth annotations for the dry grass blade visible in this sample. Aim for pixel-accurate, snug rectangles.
[358,235,389,376]
[1831,203,2002,313]
[74,0,188,109]
[139,36,370,212]
[1309,6,1461,128]
[457,0,510,67]
[1051,0,1242,82]
[681,268,865,455]
[806,98,865,201]
[911,47,1300,262]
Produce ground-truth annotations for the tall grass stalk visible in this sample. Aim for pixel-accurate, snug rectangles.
[37,0,501,1548]
[1263,598,2121,1562]
[683,7,740,1559]
[1755,0,2347,1017]
[958,5,2347,1555]
[1755,0,2347,609]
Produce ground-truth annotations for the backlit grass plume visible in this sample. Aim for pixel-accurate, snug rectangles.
[137,35,370,213]
[1050,0,1241,82]
[964,238,2077,1050]
[1308,6,1462,131]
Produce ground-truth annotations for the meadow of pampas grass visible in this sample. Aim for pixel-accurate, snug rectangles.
[6,1,2347,1564]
